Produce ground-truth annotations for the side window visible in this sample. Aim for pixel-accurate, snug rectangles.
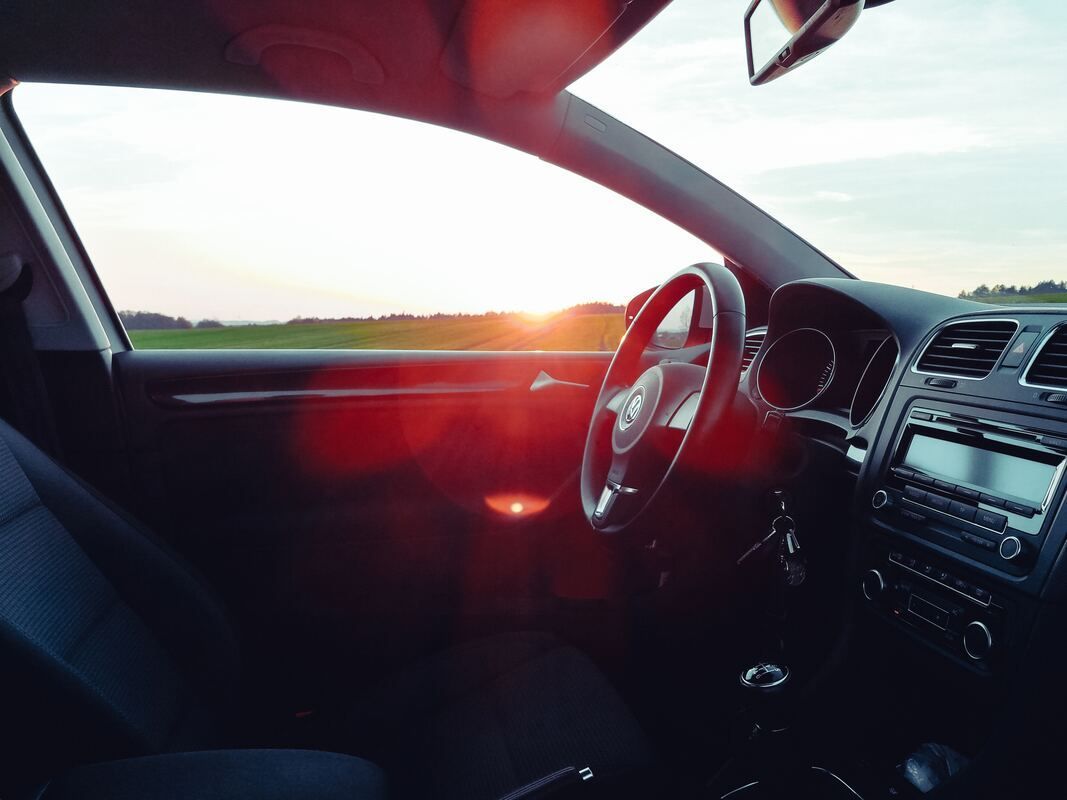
[651,290,696,349]
[15,84,716,351]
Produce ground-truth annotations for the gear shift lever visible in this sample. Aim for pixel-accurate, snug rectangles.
[739,661,792,736]
[728,659,806,793]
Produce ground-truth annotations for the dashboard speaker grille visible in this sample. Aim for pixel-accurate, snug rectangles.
[741,329,766,376]
[1025,326,1067,388]
[916,320,1017,379]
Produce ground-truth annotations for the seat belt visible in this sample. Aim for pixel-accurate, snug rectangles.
[0,253,62,457]
[496,766,595,800]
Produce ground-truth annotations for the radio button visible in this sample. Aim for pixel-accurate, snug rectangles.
[980,493,1006,508]
[949,500,977,521]
[934,479,956,492]
[925,494,950,512]
[956,486,980,501]
[961,532,995,551]
[893,467,915,479]
[914,473,935,486]
[975,509,1007,532]
[1005,501,1036,518]
[903,485,926,502]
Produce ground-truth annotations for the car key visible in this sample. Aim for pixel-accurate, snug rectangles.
[780,528,807,587]
[737,528,780,565]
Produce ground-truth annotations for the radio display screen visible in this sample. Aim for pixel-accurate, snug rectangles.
[902,433,1059,507]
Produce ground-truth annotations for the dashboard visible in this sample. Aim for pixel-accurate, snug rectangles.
[739,278,1067,677]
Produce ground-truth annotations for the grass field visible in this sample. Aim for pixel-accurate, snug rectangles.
[128,313,626,351]
[965,292,1067,305]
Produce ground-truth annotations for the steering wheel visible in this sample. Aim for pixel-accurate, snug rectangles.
[580,262,746,533]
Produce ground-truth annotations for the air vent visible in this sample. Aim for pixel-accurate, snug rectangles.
[741,328,766,376]
[916,320,1017,379]
[1024,325,1067,388]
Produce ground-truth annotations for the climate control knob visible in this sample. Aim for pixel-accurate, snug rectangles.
[963,620,993,661]
[999,536,1023,562]
[861,569,886,601]
[871,489,889,510]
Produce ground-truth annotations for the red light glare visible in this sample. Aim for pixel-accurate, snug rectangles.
[484,493,551,518]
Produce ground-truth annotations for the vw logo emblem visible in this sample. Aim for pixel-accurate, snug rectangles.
[620,388,644,431]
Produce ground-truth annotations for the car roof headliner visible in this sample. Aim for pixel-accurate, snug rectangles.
[0,0,671,153]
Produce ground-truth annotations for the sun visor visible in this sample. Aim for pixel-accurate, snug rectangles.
[441,0,628,98]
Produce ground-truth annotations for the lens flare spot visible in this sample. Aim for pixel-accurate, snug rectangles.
[485,493,551,519]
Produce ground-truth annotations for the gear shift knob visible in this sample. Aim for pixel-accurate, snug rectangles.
[740,662,790,692]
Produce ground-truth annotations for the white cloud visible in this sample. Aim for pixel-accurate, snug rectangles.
[814,191,853,203]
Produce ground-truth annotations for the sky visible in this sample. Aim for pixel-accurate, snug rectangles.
[14,0,1067,321]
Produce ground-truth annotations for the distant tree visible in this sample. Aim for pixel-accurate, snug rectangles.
[561,302,626,316]
[119,310,192,330]
[195,319,224,329]
[1031,280,1062,294]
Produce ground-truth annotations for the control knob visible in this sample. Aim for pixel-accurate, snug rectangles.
[999,535,1024,562]
[963,620,993,661]
[871,489,889,510]
[861,569,886,601]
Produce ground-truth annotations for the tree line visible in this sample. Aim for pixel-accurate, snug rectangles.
[119,311,223,330]
[960,280,1067,299]
[120,302,625,330]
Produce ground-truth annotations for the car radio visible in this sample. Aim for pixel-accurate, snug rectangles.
[871,407,1067,570]
[861,542,1006,669]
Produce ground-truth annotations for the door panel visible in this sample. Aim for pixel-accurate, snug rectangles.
[114,349,616,693]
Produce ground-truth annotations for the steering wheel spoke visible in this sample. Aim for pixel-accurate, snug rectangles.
[603,386,630,415]
[593,478,639,525]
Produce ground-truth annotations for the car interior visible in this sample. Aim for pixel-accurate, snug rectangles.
[0,1,1065,798]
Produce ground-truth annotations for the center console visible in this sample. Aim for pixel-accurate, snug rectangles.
[856,314,1067,675]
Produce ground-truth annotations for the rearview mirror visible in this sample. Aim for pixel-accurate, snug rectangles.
[744,0,864,85]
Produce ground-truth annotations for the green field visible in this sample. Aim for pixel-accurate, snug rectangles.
[128,313,626,351]
[964,292,1067,305]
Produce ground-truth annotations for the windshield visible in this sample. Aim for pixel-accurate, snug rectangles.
[572,0,1067,301]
